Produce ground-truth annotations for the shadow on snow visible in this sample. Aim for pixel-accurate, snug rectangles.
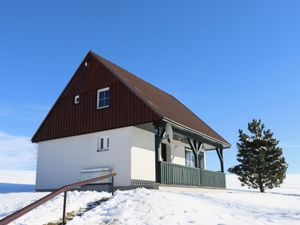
[0,183,35,193]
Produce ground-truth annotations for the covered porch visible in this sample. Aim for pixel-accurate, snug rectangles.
[153,119,229,188]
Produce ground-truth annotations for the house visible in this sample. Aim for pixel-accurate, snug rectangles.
[32,51,231,191]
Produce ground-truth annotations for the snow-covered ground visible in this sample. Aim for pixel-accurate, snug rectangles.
[0,170,299,225]
[0,170,111,225]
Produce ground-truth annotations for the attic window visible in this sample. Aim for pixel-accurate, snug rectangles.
[97,87,110,109]
[74,95,80,104]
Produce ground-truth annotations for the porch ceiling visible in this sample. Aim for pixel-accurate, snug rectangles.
[134,121,230,150]
[163,118,231,150]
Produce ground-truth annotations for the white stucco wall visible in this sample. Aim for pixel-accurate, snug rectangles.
[36,125,207,189]
[169,139,187,166]
[36,127,132,190]
[130,127,155,181]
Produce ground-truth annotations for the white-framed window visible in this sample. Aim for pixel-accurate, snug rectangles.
[185,147,195,167]
[97,136,109,152]
[74,95,80,104]
[97,87,110,109]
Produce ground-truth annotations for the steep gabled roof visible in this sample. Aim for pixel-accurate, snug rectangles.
[32,51,230,148]
[90,51,230,147]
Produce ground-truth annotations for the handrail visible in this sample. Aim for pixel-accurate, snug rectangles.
[0,172,117,225]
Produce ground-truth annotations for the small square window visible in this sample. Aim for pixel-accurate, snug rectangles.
[97,87,110,109]
[97,136,109,152]
[74,95,80,104]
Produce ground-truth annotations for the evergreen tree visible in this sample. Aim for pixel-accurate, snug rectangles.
[228,119,288,192]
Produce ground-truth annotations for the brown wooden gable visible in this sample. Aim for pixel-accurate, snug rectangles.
[32,53,161,142]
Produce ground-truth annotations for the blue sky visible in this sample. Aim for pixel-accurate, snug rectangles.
[0,1,299,172]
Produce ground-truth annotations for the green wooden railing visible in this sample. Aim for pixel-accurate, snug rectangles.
[201,169,226,188]
[160,161,201,186]
[159,161,225,188]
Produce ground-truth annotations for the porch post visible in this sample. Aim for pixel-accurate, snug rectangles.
[154,122,162,183]
[216,148,224,173]
[194,140,199,168]
[187,138,202,168]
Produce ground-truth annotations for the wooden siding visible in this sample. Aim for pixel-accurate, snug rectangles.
[32,55,160,142]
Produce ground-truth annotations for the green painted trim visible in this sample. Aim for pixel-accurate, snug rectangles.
[154,121,163,183]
